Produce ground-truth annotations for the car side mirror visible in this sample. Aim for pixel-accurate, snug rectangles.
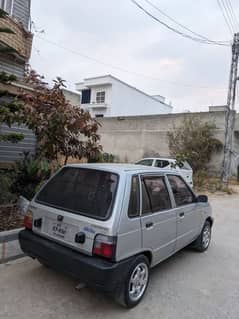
[197,195,208,203]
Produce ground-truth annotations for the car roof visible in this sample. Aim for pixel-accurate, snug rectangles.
[66,163,178,175]
[136,157,176,162]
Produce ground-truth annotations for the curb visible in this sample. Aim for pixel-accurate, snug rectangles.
[0,228,25,264]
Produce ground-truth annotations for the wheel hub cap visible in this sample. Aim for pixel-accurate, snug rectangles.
[129,263,149,302]
[202,225,211,248]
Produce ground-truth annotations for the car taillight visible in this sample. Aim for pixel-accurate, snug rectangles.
[24,210,33,230]
[93,234,116,260]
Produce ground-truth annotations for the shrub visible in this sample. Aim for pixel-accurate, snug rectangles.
[0,169,17,205]
[88,152,115,163]
[11,152,52,200]
[168,116,222,173]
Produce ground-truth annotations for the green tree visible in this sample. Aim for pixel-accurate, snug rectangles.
[0,9,24,143]
[168,116,222,172]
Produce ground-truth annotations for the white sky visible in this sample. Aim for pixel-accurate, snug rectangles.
[30,0,239,112]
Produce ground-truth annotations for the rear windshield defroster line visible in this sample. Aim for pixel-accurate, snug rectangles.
[35,167,119,220]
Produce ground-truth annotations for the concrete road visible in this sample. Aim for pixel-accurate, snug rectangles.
[1,194,239,319]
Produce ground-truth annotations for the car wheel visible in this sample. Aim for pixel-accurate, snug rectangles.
[194,221,212,252]
[115,255,150,308]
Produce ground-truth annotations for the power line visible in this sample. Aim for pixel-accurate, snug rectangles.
[130,0,230,46]
[221,0,237,32]
[224,0,239,30]
[34,34,228,91]
[143,0,229,44]
[217,0,235,35]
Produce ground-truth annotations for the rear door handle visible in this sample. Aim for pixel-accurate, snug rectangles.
[145,222,154,228]
[179,212,185,218]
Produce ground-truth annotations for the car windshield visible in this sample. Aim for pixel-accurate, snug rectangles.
[35,167,119,220]
[136,159,153,166]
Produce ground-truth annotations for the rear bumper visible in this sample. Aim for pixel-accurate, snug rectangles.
[19,229,132,292]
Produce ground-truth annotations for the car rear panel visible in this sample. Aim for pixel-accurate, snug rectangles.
[31,203,102,255]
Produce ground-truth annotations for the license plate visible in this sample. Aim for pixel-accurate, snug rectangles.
[51,222,68,239]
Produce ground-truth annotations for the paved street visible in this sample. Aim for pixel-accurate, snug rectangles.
[0,193,239,319]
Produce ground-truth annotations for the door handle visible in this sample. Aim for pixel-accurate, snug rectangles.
[145,222,154,228]
[179,212,185,218]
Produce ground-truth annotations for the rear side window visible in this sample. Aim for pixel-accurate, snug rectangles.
[167,175,195,206]
[36,167,118,220]
[155,160,170,168]
[128,176,140,218]
[136,159,153,166]
[142,176,171,213]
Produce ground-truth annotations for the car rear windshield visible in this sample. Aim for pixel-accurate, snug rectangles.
[35,167,119,220]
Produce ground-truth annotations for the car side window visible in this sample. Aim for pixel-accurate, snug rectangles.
[142,176,172,213]
[167,175,195,206]
[136,159,153,166]
[128,176,140,218]
[155,160,170,168]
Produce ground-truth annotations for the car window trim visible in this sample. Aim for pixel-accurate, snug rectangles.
[127,175,140,219]
[165,173,196,208]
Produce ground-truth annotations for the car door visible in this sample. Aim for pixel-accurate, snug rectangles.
[140,174,177,265]
[166,174,200,251]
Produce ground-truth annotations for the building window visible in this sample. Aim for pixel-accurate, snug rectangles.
[0,0,14,15]
[81,89,91,104]
[96,91,105,104]
[95,114,104,118]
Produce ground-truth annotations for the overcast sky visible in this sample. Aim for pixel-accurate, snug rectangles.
[30,0,239,112]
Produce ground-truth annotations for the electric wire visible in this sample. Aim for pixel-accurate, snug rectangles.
[143,0,229,44]
[34,34,228,91]
[224,0,239,30]
[130,0,230,46]
[220,0,237,32]
[217,0,235,35]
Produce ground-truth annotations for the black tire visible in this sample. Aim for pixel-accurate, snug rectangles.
[193,221,212,252]
[114,255,150,308]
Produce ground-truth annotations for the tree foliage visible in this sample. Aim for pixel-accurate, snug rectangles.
[20,68,102,164]
[168,117,222,172]
[11,152,52,200]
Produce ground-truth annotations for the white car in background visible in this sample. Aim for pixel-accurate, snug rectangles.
[135,157,193,187]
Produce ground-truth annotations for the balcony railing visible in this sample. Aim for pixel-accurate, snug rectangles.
[85,102,108,109]
[0,15,33,60]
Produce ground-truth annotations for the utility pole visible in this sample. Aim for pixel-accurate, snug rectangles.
[221,33,239,185]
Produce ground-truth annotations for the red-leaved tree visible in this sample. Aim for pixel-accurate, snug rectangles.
[20,68,102,164]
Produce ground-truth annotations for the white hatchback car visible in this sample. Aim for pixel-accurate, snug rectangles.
[135,158,193,187]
